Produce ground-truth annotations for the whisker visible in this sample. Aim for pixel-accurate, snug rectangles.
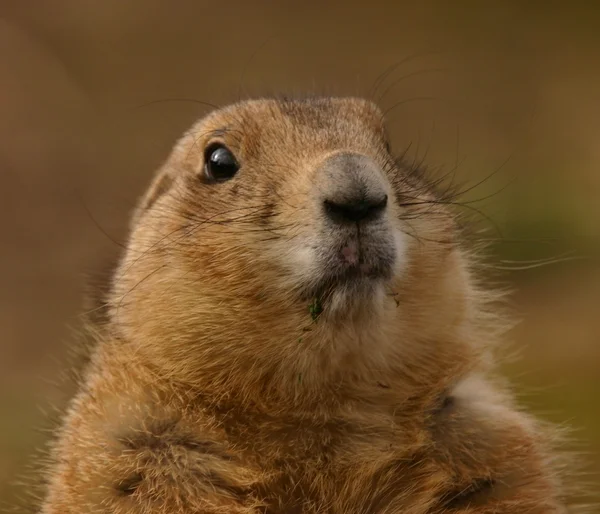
[368,48,443,100]
[382,96,436,118]
[132,98,218,111]
[114,264,167,320]
[490,254,588,271]
[377,68,449,104]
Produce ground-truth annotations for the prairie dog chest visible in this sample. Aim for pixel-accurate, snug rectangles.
[214,406,427,513]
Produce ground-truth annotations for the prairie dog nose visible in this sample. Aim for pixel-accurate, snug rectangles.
[318,153,389,224]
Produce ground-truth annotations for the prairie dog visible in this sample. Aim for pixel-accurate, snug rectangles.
[41,97,571,513]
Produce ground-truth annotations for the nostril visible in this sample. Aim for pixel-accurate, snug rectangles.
[324,194,388,223]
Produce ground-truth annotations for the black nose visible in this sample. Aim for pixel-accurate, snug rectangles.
[317,152,389,225]
[324,194,388,223]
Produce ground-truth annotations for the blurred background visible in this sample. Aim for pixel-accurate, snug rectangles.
[1,0,598,509]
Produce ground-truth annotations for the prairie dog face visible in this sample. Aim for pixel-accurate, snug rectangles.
[109,97,469,389]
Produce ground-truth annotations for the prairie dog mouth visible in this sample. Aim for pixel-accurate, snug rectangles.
[333,230,395,277]
[330,230,396,277]
[297,225,398,303]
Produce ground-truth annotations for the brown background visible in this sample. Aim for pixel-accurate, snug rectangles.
[1,1,599,508]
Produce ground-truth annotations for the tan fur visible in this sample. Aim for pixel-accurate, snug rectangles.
[42,97,572,513]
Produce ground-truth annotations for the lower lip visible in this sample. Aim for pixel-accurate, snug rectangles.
[334,258,387,280]
[360,262,373,273]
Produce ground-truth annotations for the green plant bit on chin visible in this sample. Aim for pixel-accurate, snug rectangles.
[308,297,323,322]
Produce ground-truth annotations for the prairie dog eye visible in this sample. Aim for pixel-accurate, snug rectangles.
[204,144,239,182]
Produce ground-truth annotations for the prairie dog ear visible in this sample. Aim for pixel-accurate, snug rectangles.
[129,165,176,229]
[129,130,202,230]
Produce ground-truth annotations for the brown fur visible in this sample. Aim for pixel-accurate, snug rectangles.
[41,97,573,513]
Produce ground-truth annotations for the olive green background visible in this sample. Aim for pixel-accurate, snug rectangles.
[1,1,599,509]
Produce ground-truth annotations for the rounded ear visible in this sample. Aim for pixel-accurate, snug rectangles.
[129,130,202,230]
[129,165,176,229]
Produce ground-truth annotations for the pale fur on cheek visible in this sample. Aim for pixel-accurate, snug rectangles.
[288,241,317,273]
[392,227,408,278]
[268,235,319,289]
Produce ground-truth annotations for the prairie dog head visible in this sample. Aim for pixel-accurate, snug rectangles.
[109,97,480,398]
